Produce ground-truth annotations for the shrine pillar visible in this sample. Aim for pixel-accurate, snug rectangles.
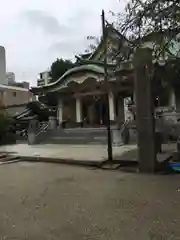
[108,92,115,121]
[57,99,63,125]
[76,98,82,123]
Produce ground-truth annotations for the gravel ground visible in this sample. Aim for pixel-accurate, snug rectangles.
[0,162,180,239]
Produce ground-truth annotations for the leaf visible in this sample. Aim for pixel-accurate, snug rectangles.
[50,58,75,82]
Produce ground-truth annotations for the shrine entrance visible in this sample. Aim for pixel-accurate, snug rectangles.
[82,94,108,127]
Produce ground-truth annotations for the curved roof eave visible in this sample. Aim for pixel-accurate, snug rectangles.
[31,64,105,92]
[88,23,129,61]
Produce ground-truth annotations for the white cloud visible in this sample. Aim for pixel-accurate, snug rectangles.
[0,0,125,86]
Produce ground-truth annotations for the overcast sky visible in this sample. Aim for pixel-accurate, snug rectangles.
[0,0,126,86]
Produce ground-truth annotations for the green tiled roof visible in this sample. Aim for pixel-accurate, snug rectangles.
[31,64,105,92]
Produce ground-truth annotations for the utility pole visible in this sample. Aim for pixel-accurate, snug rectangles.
[101,10,113,162]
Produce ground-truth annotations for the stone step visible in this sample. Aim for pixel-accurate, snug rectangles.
[44,139,108,145]
[54,128,107,135]
[37,127,108,145]
[38,127,124,145]
[51,133,107,139]
[29,125,136,145]
[42,135,108,145]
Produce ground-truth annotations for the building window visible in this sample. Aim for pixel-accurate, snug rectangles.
[13,92,16,97]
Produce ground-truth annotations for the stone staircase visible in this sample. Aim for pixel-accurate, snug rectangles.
[27,118,138,146]
[37,127,109,145]
[32,121,138,145]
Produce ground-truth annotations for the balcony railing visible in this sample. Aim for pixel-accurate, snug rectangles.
[37,79,45,87]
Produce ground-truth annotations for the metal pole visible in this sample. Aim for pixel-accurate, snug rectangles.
[101,10,113,162]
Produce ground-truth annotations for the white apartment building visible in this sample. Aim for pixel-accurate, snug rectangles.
[37,71,52,87]
[6,72,15,84]
[0,46,6,85]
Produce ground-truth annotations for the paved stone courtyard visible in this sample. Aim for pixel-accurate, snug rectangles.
[0,143,137,162]
[0,143,176,163]
[0,162,180,239]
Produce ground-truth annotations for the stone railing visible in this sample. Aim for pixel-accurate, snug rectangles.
[121,105,180,143]
[28,120,50,145]
[36,122,49,137]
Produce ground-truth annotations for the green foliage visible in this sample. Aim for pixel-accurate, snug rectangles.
[0,112,17,145]
[0,113,14,140]
[50,58,75,82]
[118,0,180,54]
[85,36,100,53]
[121,0,180,36]
[109,2,180,103]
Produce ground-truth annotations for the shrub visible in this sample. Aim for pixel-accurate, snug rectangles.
[0,113,15,145]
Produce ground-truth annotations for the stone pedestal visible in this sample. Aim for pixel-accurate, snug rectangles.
[27,119,39,145]
[112,127,122,146]
[169,88,176,110]
[49,116,57,130]
[28,132,36,145]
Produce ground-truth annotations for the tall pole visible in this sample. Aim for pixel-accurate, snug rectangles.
[133,48,156,173]
[101,10,113,162]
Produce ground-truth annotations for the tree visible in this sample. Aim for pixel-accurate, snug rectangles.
[50,58,75,82]
[85,36,100,53]
[117,0,180,58]
[112,0,180,104]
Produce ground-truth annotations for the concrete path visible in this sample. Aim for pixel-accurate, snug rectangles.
[0,143,176,167]
[0,163,180,239]
[0,143,137,162]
